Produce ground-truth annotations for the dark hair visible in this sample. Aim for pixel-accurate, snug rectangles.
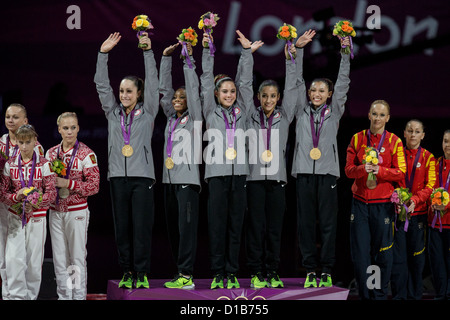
[405,119,425,131]
[122,75,144,103]
[214,74,235,90]
[258,79,280,94]
[310,78,334,92]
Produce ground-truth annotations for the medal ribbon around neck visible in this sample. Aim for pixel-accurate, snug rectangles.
[367,129,387,164]
[309,106,327,160]
[120,109,135,148]
[18,152,37,228]
[165,116,182,169]
[439,158,450,191]
[259,109,274,162]
[6,135,19,159]
[56,140,79,203]
[222,107,237,158]
[404,147,421,190]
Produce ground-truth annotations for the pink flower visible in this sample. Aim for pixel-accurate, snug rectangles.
[204,15,217,27]
[390,191,400,204]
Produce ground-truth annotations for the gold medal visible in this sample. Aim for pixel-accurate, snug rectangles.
[261,150,273,163]
[58,187,70,199]
[309,147,321,160]
[165,157,174,170]
[122,145,133,157]
[225,147,237,160]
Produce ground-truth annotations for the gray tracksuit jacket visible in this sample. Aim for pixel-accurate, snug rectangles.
[159,55,202,187]
[246,49,299,184]
[291,50,350,179]
[94,50,159,180]
[200,47,253,180]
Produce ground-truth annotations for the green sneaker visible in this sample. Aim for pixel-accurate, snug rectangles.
[250,272,268,288]
[304,272,317,288]
[118,272,134,289]
[226,274,240,289]
[136,272,149,289]
[267,272,284,288]
[210,274,224,289]
[319,273,332,287]
[164,274,195,289]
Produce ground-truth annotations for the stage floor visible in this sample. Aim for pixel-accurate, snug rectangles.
[107,278,349,300]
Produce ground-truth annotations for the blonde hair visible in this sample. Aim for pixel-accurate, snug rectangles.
[7,103,27,117]
[370,100,390,114]
[16,124,38,140]
[57,112,78,126]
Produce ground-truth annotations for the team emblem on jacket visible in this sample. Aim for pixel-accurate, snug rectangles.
[234,107,241,115]
[134,109,142,117]
[90,154,97,164]
[180,115,189,125]
[274,112,281,119]
[324,108,330,116]
[416,162,421,168]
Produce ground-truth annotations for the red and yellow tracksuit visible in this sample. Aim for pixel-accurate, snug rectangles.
[345,129,405,299]
[345,129,406,203]
[391,147,435,300]
[427,156,450,299]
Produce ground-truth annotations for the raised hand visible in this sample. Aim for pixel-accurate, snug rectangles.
[295,29,316,48]
[100,32,121,53]
[339,36,350,48]
[284,43,296,59]
[139,32,151,50]
[202,33,213,48]
[163,43,180,56]
[236,30,264,53]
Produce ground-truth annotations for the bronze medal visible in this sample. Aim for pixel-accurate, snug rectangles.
[58,187,70,199]
[122,145,133,157]
[309,147,321,160]
[261,150,273,163]
[225,147,237,160]
[165,157,174,170]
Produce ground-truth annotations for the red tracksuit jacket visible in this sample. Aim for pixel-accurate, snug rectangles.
[345,129,406,204]
[398,147,436,216]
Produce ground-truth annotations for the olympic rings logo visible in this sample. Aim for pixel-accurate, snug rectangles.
[217,295,266,300]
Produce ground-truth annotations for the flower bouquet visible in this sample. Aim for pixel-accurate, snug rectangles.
[177,27,198,69]
[131,14,154,48]
[51,158,67,177]
[276,23,297,63]
[391,187,412,231]
[198,11,219,55]
[430,187,450,231]
[332,20,356,58]
[362,146,379,189]
[11,187,43,228]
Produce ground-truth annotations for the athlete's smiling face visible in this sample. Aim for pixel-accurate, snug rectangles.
[308,81,332,107]
[215,81,236,108]
[258,85,280,116]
